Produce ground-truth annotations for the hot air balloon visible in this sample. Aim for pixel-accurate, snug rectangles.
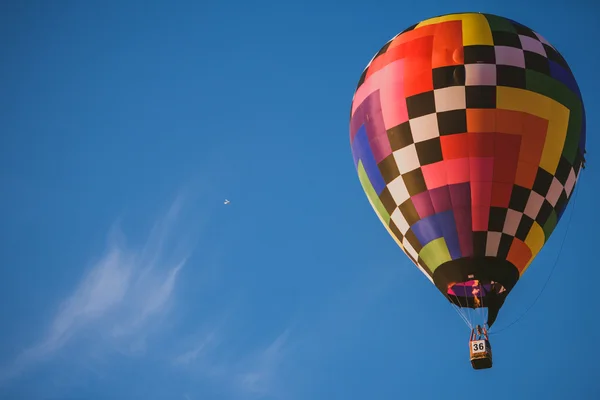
[349,12,586,369]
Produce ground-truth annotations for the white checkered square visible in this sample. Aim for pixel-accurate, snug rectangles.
[391,207,410,235]
[402,237,419,261]
[434,86,466,112]
[485,231,502,257]
[465,64,497,86]
[393,144,421,173]
[565,168,577,197]
[546,177,564,206]
[409,113,439,143]
[495,46,526,68]
[503,208,523,236]
[519,35,546,57]
[387,175,410,205]
[524,191,545,220]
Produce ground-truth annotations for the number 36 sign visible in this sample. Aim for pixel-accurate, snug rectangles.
[471,340,486,354]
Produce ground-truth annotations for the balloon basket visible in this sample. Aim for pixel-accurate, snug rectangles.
[469,326,493,370]
[469,340,493,369]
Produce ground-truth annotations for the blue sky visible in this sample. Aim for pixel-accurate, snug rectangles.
[1,1,598,399]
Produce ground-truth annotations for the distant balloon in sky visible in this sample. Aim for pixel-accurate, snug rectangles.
[348,12,586,369]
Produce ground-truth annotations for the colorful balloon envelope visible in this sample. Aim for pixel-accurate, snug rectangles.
[349,12,586,330]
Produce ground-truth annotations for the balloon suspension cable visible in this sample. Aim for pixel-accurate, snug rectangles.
[490,184,581,335]
[449,291,472,329]
[478,281,487,327]
[449,278,493,331]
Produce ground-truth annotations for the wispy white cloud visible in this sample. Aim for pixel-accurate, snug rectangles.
[0,195,194,384]
[172,263,402,400]
[173,330,220,367]
[173,326,292,399]
[234,329,291,397]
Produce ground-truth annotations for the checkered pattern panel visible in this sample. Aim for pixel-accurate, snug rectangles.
[349,12,586,282]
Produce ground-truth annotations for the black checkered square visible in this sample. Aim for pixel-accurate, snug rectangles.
[463,45,496,64]
[524,51,550,75]
[555,157,572,185]
[515,214,534,241]
[406,91,436,119]
[387,122,413,151]
[398,198,420,226]
[532,167,554,196]
[496,65,527,88]
[508,185,530,212]
[402,168,427,196]
[488,207,508,232]
[437,109,467,135]
[432,65,465,89]
[415,138,443,165]
[378,153,401,184]
[472,231,488,257]
[492,31,522,48]
[535,199,554,226]
[466,86,496,108]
